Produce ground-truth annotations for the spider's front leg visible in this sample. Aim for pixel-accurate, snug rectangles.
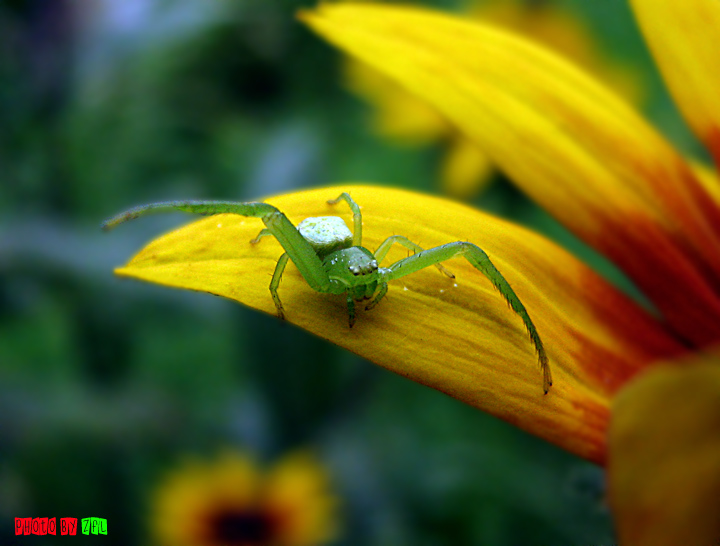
[102,199,335,322]
[387,242,552,394]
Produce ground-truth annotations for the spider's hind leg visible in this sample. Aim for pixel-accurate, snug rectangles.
[327,192,363,246]
[269,253,290,320]
[250,228,272,244]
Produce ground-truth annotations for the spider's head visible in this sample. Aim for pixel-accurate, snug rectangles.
[348,258,379,277]
[324,246,380,286]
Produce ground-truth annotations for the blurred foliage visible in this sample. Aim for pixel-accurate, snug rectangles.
[0,0,696,544]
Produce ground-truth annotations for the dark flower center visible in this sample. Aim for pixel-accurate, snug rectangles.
[210,508,276,545]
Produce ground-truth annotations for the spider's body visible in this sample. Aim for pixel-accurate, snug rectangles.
[299,217,381,300]
[103,192,552,393]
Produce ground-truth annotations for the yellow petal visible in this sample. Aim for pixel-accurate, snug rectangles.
[343,58,449,145]
[300,4,720,347]
[115,186,686,464]
[471,0,645,105]
[609,355,720,546]
[631,0,720,168]
[440,135,494,200]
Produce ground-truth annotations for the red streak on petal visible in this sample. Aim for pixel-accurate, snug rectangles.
[708,126,720,175]
[570,398,609,466]
[573,267,688,396]
[670,160,720,286]
[595,214,720,348]
[569,333,650,395]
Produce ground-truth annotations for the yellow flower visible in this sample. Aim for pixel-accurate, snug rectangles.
[107,1,720,542]
[151,450,339,546]
[343,0,644,199]
[298,2,720,544]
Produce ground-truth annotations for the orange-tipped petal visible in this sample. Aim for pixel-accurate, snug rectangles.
[114,186,686,464]
[631,0,720,169]
[609,355,720,546]
[300,4,720,347]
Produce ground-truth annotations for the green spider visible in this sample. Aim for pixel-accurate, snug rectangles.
[103,192,551,393]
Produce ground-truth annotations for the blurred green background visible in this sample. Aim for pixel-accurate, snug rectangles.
[0,0,699,544]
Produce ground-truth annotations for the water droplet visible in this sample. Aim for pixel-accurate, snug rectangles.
[217,223,223,228]
[453,283,458,288]
[439,289,445,294]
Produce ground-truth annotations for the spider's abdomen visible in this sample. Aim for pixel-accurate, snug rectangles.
[323,246,380,294]
[297,216,353,258]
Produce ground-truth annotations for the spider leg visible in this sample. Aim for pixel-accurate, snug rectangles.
[346,294,356,328]
[102,199,333,293]
[250,228,272,244]
[262,211,332,293]
[387,242,551,394]
[374,235,454,278]
[102,200,279,230]
[327,192,362,246]
[269,252,290,319]
[365,282,388,311]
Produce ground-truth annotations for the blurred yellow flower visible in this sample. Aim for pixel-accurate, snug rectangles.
[151,450,339,546]
[608,353,720,546]
[344,0,644,199]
